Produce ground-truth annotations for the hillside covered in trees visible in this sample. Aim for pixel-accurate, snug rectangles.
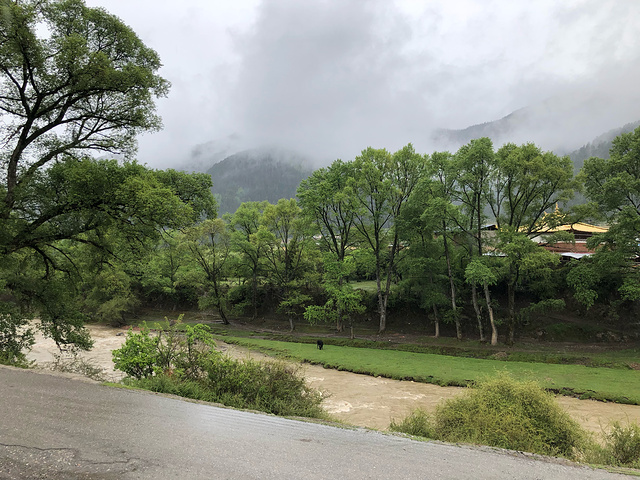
[206,148,314,215]
[567,120,640,172]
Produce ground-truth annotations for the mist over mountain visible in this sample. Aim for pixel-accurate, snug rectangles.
[206,147,314,215]
[431,90,640,155]
[180,134,248,173]
[180,84,640,179]
[182,95,639,217]
[566,120,640,172]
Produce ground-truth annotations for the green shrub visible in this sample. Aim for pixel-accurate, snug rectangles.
[115,318,325,419]
[112,318,218,379]
[434,375,586,457]
[203,357,324,417]
[112,325,160,379]
[127,357,325,418]
[389,408,434,438]
[393,375,587,459]
[131,375,214,402]
[604,422,640,466]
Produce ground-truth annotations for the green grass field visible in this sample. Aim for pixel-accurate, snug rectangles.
[221,337,640,405]
[349,280,379,293]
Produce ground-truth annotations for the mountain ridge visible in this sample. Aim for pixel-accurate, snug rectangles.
[190,112,640,215]
[206,147,314,215]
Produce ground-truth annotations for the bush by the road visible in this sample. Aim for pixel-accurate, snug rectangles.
[391,375,587,459]
[112,320,325,419]
[604,421,640,467]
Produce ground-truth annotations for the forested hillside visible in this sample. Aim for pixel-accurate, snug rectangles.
[207,148,314,214]
[203,119,639,217]
[432,108,528,147]
[567,120,640,172]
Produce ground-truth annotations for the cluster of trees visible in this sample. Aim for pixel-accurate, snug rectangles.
[0,0,215,360]
[2,0,640,363]
[71,131,637,349]
[296,140,575,345]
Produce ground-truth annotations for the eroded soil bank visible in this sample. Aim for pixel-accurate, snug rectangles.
[27,324,640,435]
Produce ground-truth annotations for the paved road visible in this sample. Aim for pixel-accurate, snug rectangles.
[0,367,631,479]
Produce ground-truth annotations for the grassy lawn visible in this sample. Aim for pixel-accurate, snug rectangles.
[221,337,640,405]
[349,280,379,293]
[205,324,640,368]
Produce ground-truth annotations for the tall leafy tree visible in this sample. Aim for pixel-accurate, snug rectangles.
[153,170,217,221]
[259,199,316,331]
[397,184,449,338]
[1,0,168,227]
[489,143,574,235]
[464,257,499,344]
[227,201,269,318]
[304,255,365,338]
[139,229,199,309]
[425,151,465,340]
[0,158,208,353]
[489,143,575,343]
[349,144,423,333]
[0,0,193,357]
[297,160,357,330]
[297,160,356,263]
[574,126,640,305]
[260,199,313,289]
[452,138,496,343]
[182,219,231,324]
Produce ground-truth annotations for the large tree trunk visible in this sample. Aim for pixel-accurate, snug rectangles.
[251,272,258,319]
[428,273,440,338]
[378,269,395,334]
[375,268,382,333]
[506,263,520,344]
[442,227,461,340]
[219,307,228,325]
[375,261,388,334]
[484,282,498,345]
[289,316,295,332]
[432,304,440,338]
[212,282,229,325]
[378,293,387,334]
[471,283,486,342]
[336,275,344,332]
[507,281,516,345]
[378,237,398,334]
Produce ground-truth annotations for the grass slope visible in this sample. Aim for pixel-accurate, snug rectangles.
[223,337,640,404]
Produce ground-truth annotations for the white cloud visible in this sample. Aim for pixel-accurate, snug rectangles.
[84,0,640,167]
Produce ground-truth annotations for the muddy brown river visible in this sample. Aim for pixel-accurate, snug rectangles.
[27,324,640,437]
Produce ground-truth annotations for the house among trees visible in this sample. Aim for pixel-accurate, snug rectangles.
[481,221,609,259]
[534,222,609,259]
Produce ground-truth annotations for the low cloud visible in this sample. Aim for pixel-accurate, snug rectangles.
[86,0,640,167]
[224,0,640,163]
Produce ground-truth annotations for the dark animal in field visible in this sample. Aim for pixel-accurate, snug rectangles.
[317,340,324,350]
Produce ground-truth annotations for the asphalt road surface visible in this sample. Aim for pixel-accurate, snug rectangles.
[0,367,632,479]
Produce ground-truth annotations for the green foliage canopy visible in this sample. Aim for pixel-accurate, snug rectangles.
[0,0,220,357]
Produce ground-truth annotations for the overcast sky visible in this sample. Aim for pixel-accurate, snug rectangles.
[85,0,640,169]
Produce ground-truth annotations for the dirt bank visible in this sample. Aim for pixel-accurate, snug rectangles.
[27,324,640,435]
